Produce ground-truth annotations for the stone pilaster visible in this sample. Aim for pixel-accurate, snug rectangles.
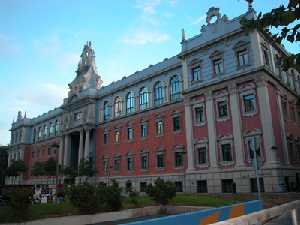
[206,91,218,168]
[184,99,195,171]
[181,58,189,91]
[58,136,64,166]
[78,129,84,166]
[63,134,70,167]
[250,30,263,67]
[84,129,90,160]
[257,80,279,166]
[276,93,290,165]
[229,85,245,167]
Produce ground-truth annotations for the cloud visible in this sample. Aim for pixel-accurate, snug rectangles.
[135,0,161,14]
[191,15,206,25]
[121,30,169,45]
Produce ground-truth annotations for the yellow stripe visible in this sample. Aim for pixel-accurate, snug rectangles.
[229,204,245,219]
[199,212,220,225]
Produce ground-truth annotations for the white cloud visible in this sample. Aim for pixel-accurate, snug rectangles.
[191,15,206,25]
[121,30,169,45]
[135,0,161,14]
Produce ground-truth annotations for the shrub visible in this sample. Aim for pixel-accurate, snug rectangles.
[102,180,122,211]
[146,178,176,205]
[66,183,97,214]
[8,188,33,220]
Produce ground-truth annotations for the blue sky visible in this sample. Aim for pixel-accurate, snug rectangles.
[0,0,298,145]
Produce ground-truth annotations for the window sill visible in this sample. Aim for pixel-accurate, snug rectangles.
[243,111,257,117]
[196,163,209,168]
[173,130,182,134]
[216,116,230,122]
[194,122,206,127]
[156,134,164,138]
[219,161,234,167]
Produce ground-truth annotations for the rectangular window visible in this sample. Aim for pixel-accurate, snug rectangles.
[103,132,108,144]
[263,49,270,66]
[115,130,120,143]
[173,116,180,131]
[141,124,148,138]
[175,152,183,168]
[175,181,183,192]
[141,153,148,170]
[195,106,205,124]
[250,178,265,193]
[243,94,256,114]
[217,100,228,118]
[127,156,134,171]
[156,120,164,136]
[197,147,207,164]
[237,50,249,67]
[197,180,208,193]
[157,153,165,168]
[213,58,224,75]
[221,179,234,193]
[127,127,133,140]
[192,66,201,81]
[74,112,82,121]
[140,182,147,192]
[113,157,121,171]
[221,143,233,162]
[282,100,288,120]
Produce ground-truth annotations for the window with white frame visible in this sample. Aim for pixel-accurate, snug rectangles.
[115,130,120,143]
[114,96,123,117]
[174,151,184,168]
[156,120,164,136]
[55,120,60,134]
[213,58,224,75]
[216,100,229,119]
[141,123,148,138]
[126,92,135,114]
[220,143,233,162]
[196,146,207,165]
[127,127,133,141]
[242,93,256,114]
[237,49,249,67]
[170,75,181,101]
[38,127,42,139]
[103,101,110,121]
[127,155,134,171]
[262,47,270,66]
[172,115,181,131]
[49,123,55,135]
[192,66,201,81]
[113,156,121,171]
[139,87,149,110]
[141,152,149,170]
[156,152,165,168]
[154,81,164,106]
[194,105,205,124]
[44,125,47,137]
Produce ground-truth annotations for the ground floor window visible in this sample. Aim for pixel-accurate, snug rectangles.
[140,182,147,192]
[250,178,265,192]
[221,179,234,193]
[197,180,208,193]
[175,181,183,192]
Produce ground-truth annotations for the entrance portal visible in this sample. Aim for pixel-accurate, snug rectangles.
[70,132,80,169]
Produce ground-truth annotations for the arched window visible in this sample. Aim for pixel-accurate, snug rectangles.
[33,129,36,142]
[44,124,48,137]
[103,101,110,121]
[114,96,123,117]
[170,75,181,101]
[49,122,54,135]
[139,87,149,110]
[126,92,135,114]
[38,127,42,139]
[154,81,164,106]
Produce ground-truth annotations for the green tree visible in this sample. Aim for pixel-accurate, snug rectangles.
[146,178,176,206]
[241,0,300,70]
[63,166,77,184]
[31,161,45,176]
[78,159,96,177]
[8,188,33,220]
[44,158,57,176]
[6,160,27,177]
[0,146,8,185]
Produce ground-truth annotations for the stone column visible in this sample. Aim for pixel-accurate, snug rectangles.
[277,93,290,165]
[206,91,218,168]
[84,129,90,160]
[63,134,70,167]
[229,85,245,167]
[181,58,189,91]
[184,99,195,171]
[58,136,64,166]
[78,129,84,166]
[257,80,279,165]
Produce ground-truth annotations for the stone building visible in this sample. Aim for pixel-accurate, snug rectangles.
[6,5,300,193]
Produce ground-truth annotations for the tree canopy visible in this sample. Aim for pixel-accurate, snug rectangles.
[241,0,300,70]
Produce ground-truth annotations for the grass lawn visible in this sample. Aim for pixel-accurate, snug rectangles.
[0,194,236,223]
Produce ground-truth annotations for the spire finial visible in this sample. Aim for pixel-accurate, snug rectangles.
[181,28,186,42]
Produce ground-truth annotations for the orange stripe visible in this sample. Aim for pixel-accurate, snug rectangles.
[229,204,245,219]
[199,212,220,225]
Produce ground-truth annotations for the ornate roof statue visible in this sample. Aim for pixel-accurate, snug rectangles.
[68,41,103,100]
[17,111,22,121]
